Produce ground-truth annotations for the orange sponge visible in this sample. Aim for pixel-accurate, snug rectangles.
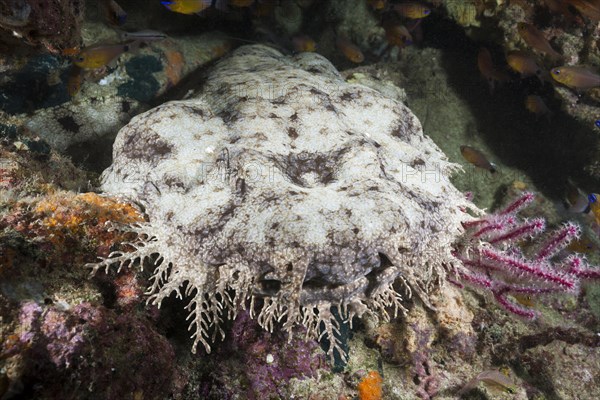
[358,371,383,400]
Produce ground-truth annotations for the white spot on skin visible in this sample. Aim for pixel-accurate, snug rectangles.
[266,354,274,364]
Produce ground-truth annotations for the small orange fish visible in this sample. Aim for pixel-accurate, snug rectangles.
[524,95,551,119]
[336,36,364,63]
[67,65,83,97]
[73,41,138,69]
[384,23,412,47]
[478,47,495,81]
[567,0,600,21]
[292,35,316,52]
[477,47,510,93]
[545,0,579,22]
[550,66,600,89]
[506,51,544,82]
[513,293,535,307]
[367,0,387,10]
[161,0,212,14]
[505,51,539,75]
[517,23,562,60]
[61,46,81,56]
[394,2,432,19]
[460,145,496,173]
[567,236,597,253]
[102,0,127,26]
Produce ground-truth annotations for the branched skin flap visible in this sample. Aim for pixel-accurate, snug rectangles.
[88,45,474,361]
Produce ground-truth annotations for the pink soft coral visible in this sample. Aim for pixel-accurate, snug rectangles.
[451,192,600,318]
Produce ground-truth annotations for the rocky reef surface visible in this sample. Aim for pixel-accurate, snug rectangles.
[438,0,600,184]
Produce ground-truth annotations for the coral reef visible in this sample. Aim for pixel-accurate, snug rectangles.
[492,326,600,399]
[2,1,600,398]
[89,43,475,361]
[0,132,178,398]
[327,0,384,49]
[0,123,88,196]
[3,301,176,399]
[2,188,144,267]
[522,339,600,399]
[0,0,85,54]
[194,310,326,399]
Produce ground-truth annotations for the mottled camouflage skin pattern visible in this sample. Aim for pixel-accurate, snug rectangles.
[90,45,473,360]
